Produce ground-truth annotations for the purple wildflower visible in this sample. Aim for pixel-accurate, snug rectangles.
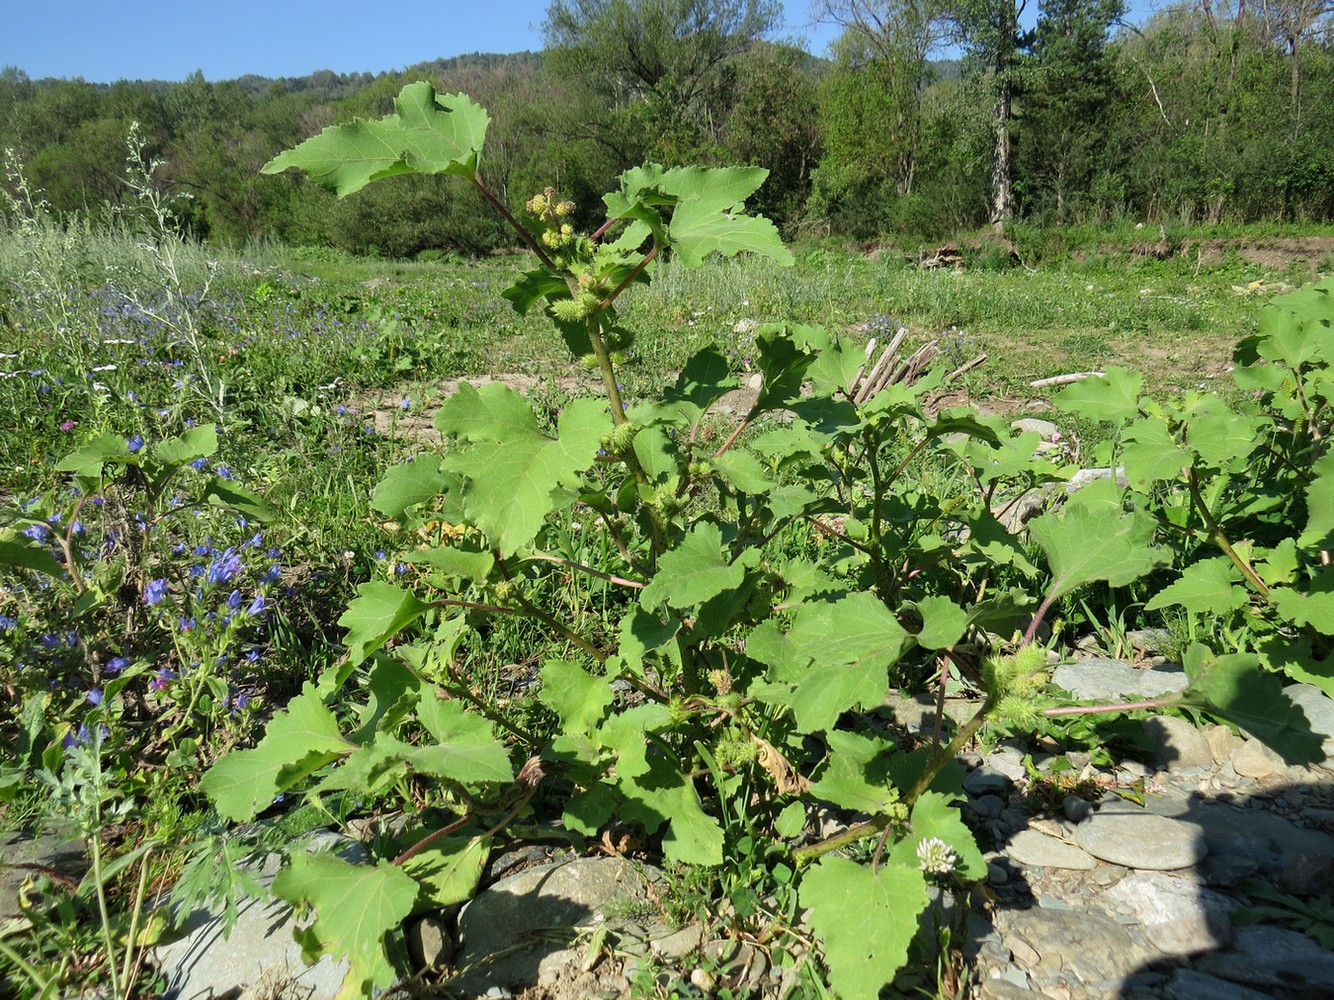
[206,548,242,586]
[144,578,168,605]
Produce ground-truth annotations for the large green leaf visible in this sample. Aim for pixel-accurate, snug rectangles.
[888,792,986,880]
[400,835,488,912]
[639,522,747,611]
[1256,280,1334,369]
[272,853,417,1000]
[1180,644,1323,764]
[632,347,736,428]
[617,756,724,866]
[801,857,928,1000]
[371,460,449,518]
[1301,453,1334,549]
[152,424,218,467]
[753,593,908,733]
[913,595,968,650]
[539,659,612,736]
[1121,417,1189,488]
[202,478,277,523]
[412,690,514,784]
[440,386,605,557]
[55,433,130,480]
[1183,396,1262,467]
[1144,557,1249,616]
[1029,504,1169,601]
[668,197,789,267]
[1051,367,1143,423]
[807,731,899,814]
[262,82,488,195]
[0,538,65,579]
[200,685,351,821]
[338,582,432,667]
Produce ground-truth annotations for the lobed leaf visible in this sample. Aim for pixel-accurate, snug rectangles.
[272,853,417,1000]
[1051,366,1143,424]
[262,82,488,196]
[338,582,432,668]
[1029,503,1168,602]
[200,685,350,821]
[440,386,605,557]
[801,857,928,1000]
[1180,644,1323,764]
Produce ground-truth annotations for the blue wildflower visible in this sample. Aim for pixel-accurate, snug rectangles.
[206,548,243,586]
[106,656,130,673]
[20,524,47,543]
[127,434,144,453]
[190,457,208,471]
[144,579,168,605]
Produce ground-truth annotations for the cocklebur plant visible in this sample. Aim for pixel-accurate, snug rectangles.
[200,84,1328,1000]
[1044,278,1333,734]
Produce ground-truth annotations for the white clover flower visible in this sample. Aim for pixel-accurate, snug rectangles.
[916,837,958,876]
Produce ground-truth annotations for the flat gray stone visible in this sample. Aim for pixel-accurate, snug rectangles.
[964,766,1012,796]
[1172,799,1334,890]
[985,747,1028,781]
[1165,970,1275,1000]
[456,857,658,990]
[1053,657,1188,701]
[0,828,88,920]
[152,833,365,1000]
[1230,739,1279,778]
[1005,829,1097,870]
[1283,682,1334,747]
[994,905,1150,983]
[1145,715,1215,772]
[1195,924,1334,990]
[1075,810,1206,870]
[1101,872,1236,956]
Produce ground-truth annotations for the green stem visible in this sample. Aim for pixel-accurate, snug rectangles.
[119,846,153,998]
[791,812,898,864]
[89,834,123,1000]
[1187,468,1270,600]
[598,243,658,311]
[903,699,992,810]
[523,551,644,589]
[495,554,606,663]
[470,175,558,272]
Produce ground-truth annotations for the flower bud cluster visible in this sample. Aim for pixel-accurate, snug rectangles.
[526,187,578,250]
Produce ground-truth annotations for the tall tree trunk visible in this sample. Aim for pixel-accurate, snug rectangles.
[990,73,1013,229]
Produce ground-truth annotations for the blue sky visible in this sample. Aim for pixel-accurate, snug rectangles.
[4,0,1163,84]
[3,1,837,83]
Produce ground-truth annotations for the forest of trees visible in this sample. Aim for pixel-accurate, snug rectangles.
[2,0,1332,255]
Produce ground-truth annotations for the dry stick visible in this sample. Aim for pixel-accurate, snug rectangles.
[847,336,881,395]
[854,329,906,403]
[947,352,989,382]
[523,551,644,589]
[1030,371,1105,388]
